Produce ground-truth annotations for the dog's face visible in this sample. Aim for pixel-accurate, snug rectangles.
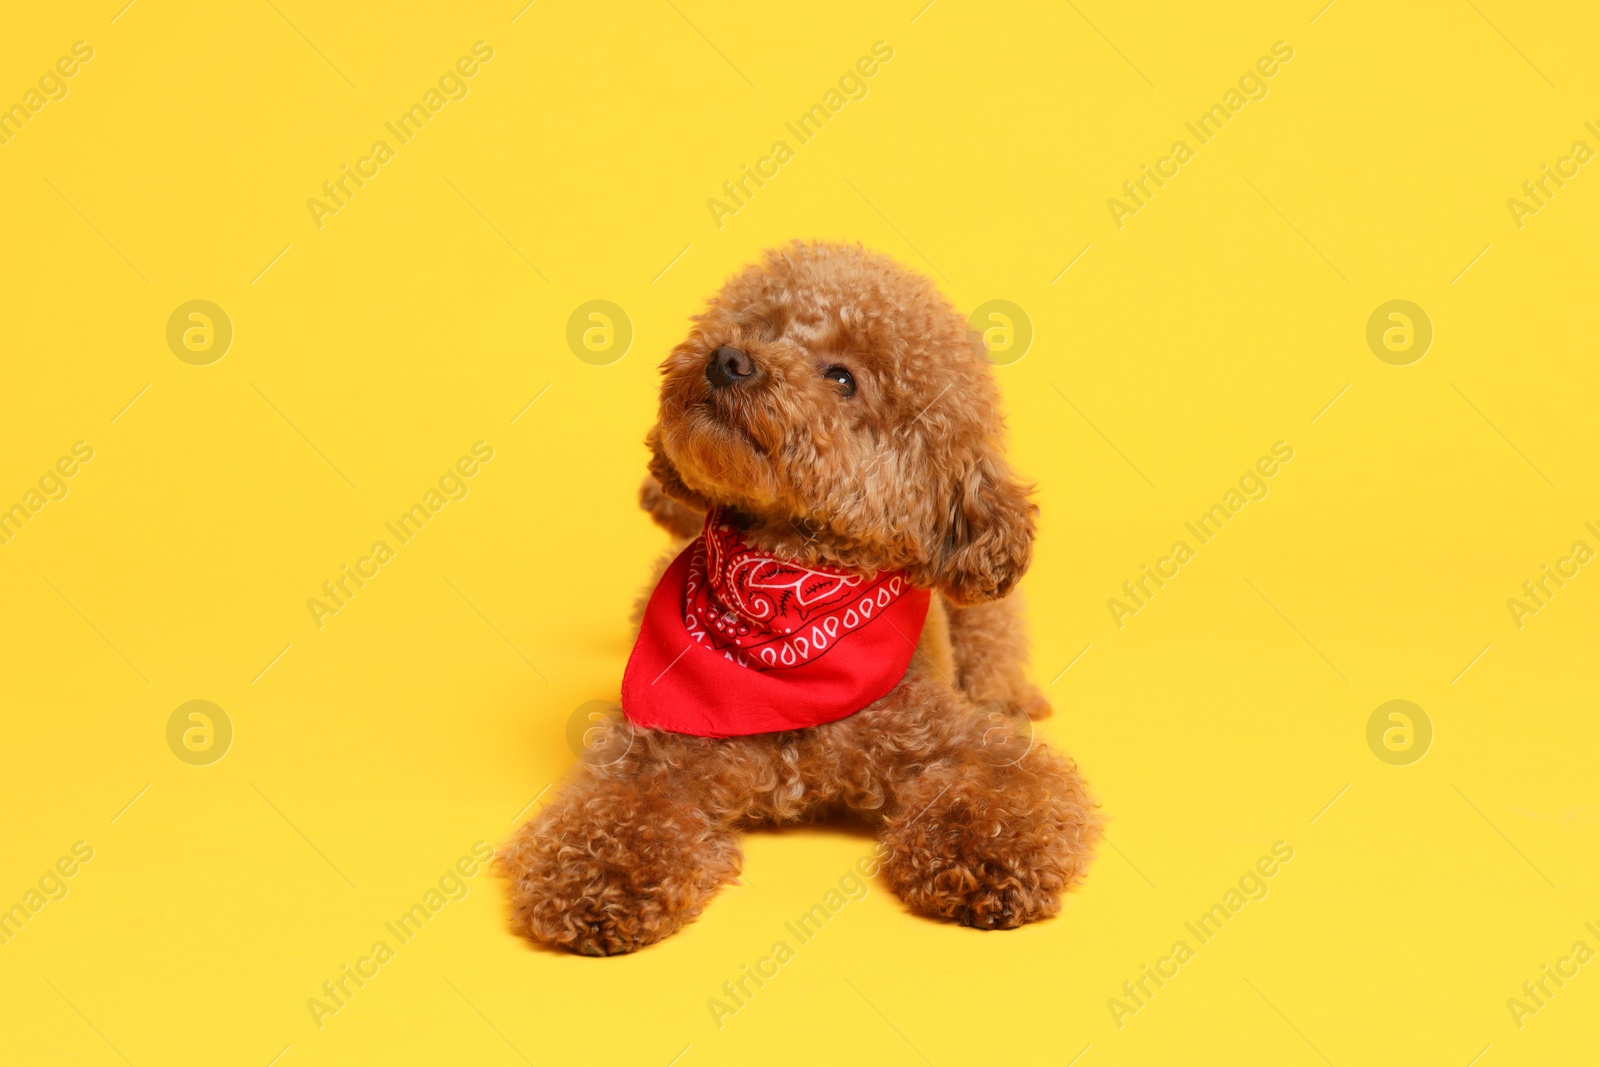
[649,241,1035,604]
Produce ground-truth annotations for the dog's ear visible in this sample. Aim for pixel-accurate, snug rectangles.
[914,449,1036,605]
[645,425,714,513]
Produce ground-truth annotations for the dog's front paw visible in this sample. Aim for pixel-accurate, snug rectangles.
[531,894,659,957]
[883,828,1065,930]
[500,775,740,955]
[638,475,707,540]
[879,751,1099,930]
[910,861,1057,930]
[1017,684,1052,720]
[502,834,656,955]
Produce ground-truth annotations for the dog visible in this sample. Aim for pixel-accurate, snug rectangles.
[502,241,1100,955]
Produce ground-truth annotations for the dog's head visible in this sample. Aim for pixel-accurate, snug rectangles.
[648,241,1035,605]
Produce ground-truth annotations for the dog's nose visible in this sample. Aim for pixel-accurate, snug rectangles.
[706,346,754,389]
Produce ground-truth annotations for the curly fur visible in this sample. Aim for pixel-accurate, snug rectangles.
[503,241,1100,954]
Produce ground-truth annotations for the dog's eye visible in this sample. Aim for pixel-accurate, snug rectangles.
[822,365,856,398]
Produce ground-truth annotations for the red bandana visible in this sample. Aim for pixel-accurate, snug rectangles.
[621,509,931,737]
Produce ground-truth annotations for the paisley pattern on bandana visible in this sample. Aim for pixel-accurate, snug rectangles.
[621,508,932,738]
[686,510,916,671]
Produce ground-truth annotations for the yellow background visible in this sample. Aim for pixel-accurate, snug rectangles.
[3,1,1598,1064]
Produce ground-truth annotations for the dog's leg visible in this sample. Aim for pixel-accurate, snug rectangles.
[867,682,1100,929]
[639,474,706,540]
[944,594,1052,719]
[501,733,741,956]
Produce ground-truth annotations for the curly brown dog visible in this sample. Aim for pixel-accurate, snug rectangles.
[502,241,1100,955]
